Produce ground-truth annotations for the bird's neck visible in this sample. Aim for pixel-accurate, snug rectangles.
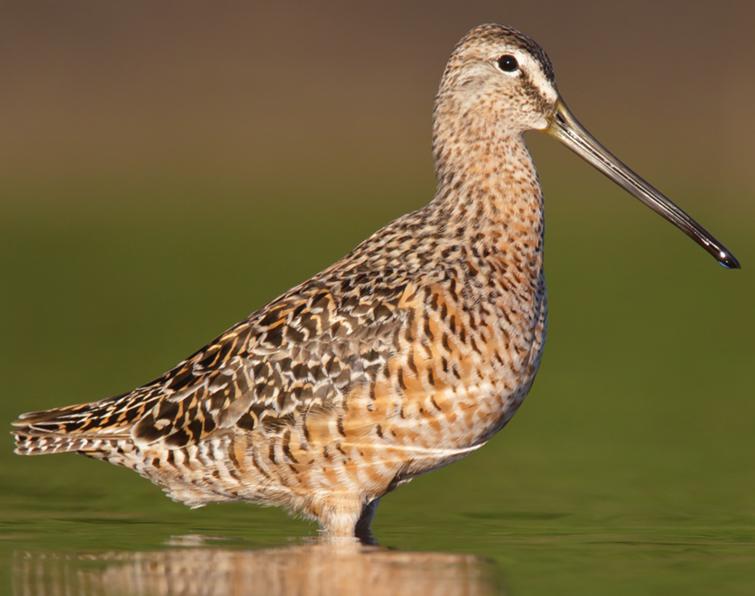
[429,124,545,277]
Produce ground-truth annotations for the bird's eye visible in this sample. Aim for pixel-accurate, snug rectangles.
[497,55,519,73]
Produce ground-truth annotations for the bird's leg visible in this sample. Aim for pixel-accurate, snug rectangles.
[310,494,365,540]
[355,497,381,545]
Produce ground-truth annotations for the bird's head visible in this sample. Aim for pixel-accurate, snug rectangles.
[434,23,739,269]
[437,24,558,134]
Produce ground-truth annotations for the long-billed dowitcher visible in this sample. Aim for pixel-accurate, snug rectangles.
[12,23,739,538]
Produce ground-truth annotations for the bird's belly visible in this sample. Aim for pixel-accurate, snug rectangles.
[219,286,548,503]
[382,335,546,479]
[379,381,534,481]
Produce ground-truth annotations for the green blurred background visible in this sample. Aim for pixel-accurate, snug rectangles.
[2,1,754,594]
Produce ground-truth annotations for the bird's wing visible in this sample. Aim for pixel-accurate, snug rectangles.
[13,279,412,455]
[12,273,406,451]
[128,278,413,448]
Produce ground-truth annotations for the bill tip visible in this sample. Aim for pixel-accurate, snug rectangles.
[718,251,741,269]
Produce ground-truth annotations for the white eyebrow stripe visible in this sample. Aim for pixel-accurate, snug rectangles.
[512,49,558,102]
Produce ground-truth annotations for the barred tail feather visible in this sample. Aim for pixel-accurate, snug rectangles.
[12,430,104,456]
[11,397,140,456]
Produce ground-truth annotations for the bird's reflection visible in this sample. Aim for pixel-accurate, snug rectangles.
[13,537,503,596]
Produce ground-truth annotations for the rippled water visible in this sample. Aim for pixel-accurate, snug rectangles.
[2,199,753,594]
[12,541,500,596]
[4,484,755,595]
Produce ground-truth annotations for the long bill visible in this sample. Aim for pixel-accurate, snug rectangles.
[547,99,740,269]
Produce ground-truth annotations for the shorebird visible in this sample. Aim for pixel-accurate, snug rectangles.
[12,24,739,539]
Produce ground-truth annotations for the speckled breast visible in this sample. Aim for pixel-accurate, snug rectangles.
[339,263,548,482]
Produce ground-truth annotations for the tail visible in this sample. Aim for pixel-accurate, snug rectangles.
[12,392,154,456]
[12,427,105,455]
[13,404,112,455]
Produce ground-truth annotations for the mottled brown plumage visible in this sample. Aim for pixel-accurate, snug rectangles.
[12,22,739,538]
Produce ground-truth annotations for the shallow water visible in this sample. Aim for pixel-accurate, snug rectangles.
[2,194,754,595]
[12,541,501,596]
